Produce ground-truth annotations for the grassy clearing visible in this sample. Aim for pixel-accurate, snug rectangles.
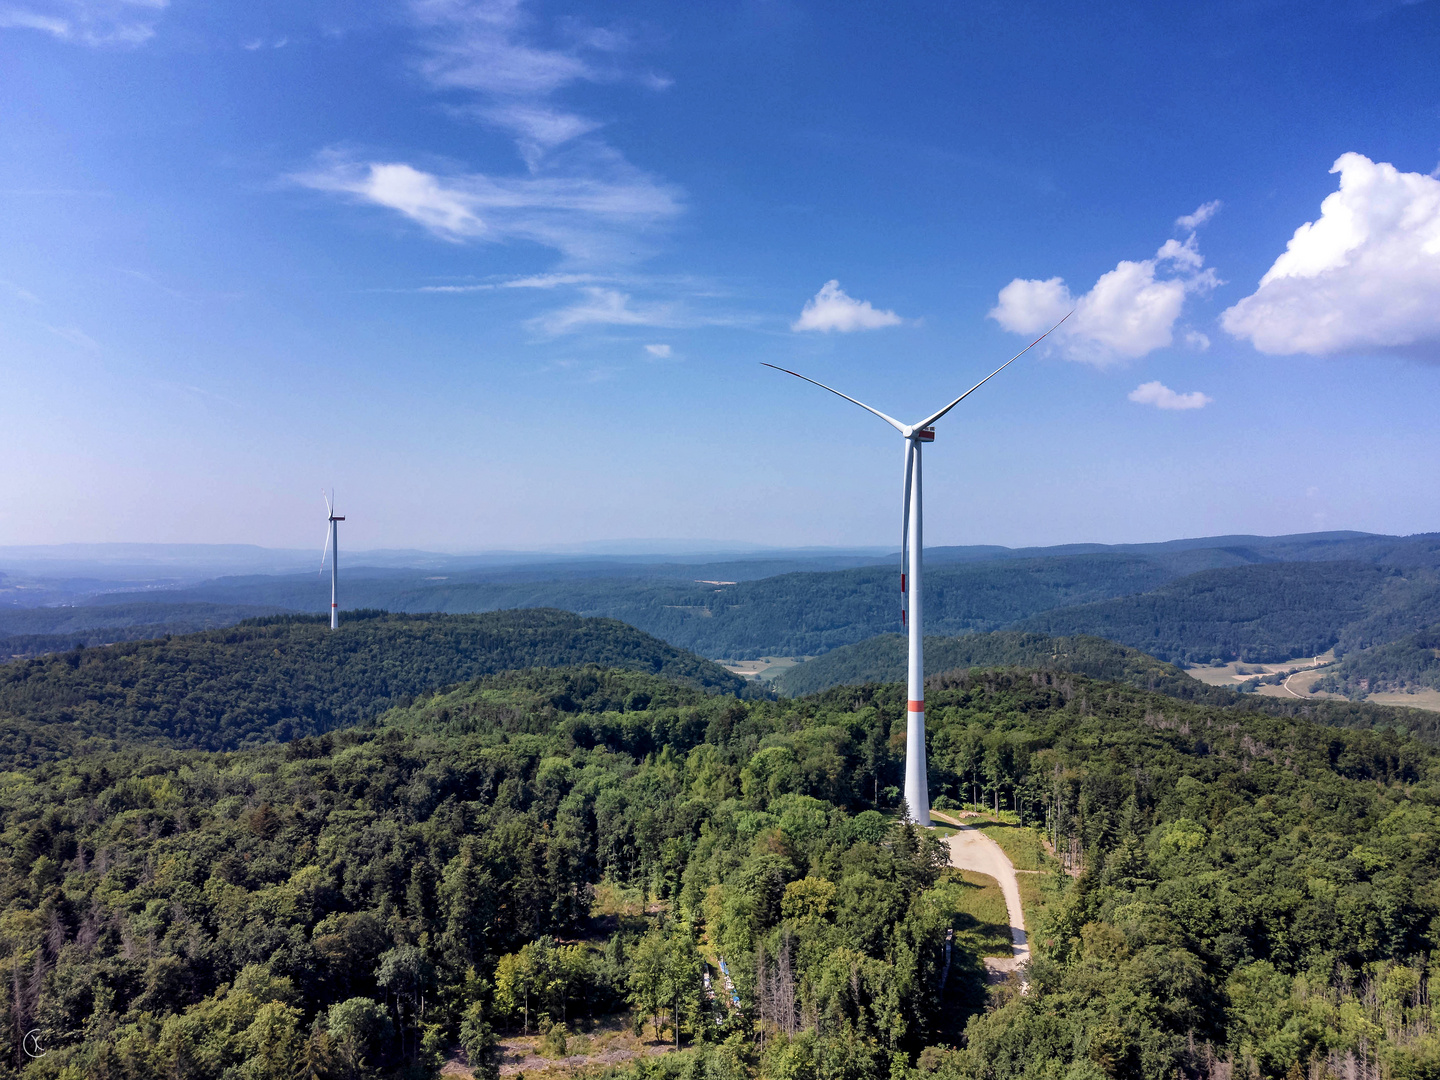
[973,821,1049,872]
[946,869,1014,958]
[971,821,1069,933]
[467,1013,678,1078]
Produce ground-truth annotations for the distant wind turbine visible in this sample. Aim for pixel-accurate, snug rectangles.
[321,491,345,630]
[764,314,1069,825]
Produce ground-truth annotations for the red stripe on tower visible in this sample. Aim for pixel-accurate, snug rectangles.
[908,700,924,712]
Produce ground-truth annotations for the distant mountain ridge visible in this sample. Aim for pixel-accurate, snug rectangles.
[5,532,1440,699]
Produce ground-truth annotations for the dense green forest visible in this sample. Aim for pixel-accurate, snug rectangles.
[0,610,748,768]
[1,662,1438,1079]
[1318,624,1440,698]
[772,633,1207,699]
[0,605,288,661]
[77,553,1177,660]
[1015,562,1440,665]
[776,631,1440,745]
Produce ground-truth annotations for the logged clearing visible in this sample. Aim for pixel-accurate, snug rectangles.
[722,655,809,681]
[440,1016,678,1078]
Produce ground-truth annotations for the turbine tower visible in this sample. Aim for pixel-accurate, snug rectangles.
[763,316,1067,826]
[321,492,345,630]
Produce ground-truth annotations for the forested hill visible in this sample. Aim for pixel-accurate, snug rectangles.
[0,609,748,767]
[3,664,1438,1078]
[0,601,288,659]
[777,630,1440,745]
[773,631,1204,698]
[1014,560,1440,665]
[19,533,1436,668]
[80,552,1178,659]
[1317,623,1440,698]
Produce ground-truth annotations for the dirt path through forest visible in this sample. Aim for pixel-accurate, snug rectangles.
[931,812,1028,979]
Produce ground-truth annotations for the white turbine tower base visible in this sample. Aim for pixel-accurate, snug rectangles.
[764,313,1068,826]
[321,492,346,630]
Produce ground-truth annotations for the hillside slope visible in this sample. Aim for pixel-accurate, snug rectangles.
[1318,624,1440,698]
[89,553,1176,659]
[1011,561,1412,663]
[8,532,1440,670]
[0,608,748,766]
[774,630,1440,744]
[773,631,1205,698]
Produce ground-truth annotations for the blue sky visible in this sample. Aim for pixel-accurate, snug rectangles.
[2,0,1439,552]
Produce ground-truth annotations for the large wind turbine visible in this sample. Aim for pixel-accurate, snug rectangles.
[321,492,345,630]
[764,316,1068,826]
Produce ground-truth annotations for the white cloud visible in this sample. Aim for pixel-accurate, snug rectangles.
[1185,330,1211,350]
[412,0,597,98]
[989,221,1220,365]
[298,1,682,266]
[294,155,681,262]
[1221,153,1440,358]
[791,280,903,333]
[644,343,671,358]
[1128,381,1212,410]
[531,287,676,335]
[414,272,602,292]
[1176,200,1222,231]
[0,0,166,45]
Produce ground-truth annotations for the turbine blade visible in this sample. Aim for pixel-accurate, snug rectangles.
[913,310,1073,430]
[761,363,908,433]
[323,490,332,517]
[320,523,331,573]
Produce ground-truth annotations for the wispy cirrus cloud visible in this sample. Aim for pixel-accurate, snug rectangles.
[525,282,754,337]
[46,324,100,350]
[297,0,681,266]
[0,0,166,46]
[294,154,680,263]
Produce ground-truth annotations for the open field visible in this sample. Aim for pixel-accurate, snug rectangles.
[1185,649,1335,686]
[721,655,810,681]
[1185,650,1440,713]
[1365,689,1440,711]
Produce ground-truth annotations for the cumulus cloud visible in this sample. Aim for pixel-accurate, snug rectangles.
[989,211,1221,365]
[792,280,904,333]
[644,343,671,358]
[1221,153,1440,358]
[1128,381,1212,410]
[0,0,165,45]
